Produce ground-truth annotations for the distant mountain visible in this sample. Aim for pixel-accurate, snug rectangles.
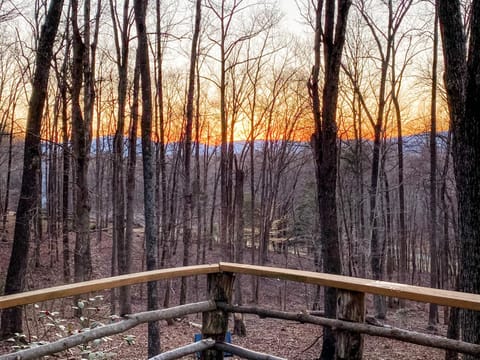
[85,137,307,156]
[340,131,449,155]
[388,131,449,154]
[41,131,449,157]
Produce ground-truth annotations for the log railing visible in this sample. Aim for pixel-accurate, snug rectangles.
[1,262,480,359]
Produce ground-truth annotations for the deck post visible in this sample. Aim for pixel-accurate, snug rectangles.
[335,289,365,359]
[201,272,234,360]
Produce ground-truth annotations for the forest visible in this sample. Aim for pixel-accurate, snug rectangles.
[0,0,480,359]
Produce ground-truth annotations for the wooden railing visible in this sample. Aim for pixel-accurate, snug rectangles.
[1,262,480,359]
[0,264,219,309]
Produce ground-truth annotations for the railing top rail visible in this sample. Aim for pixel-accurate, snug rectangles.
[1,262,480,312]
[219,262,480,311]
[0,264,219,309]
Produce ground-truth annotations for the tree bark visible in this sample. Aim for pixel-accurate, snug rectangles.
[219,2,229,257]
[367,2,392,319]
[1,92,15,242]
[335,290,365,359]
[71,0,99,295]
[0,0,64,338]
[134,0,161,356]
[202,273,234,360]
[428,3,439,327]
[180,0,201,305]
[110,0,131,316]
[393,44,407,293]
[125,44,140,319]
[308,0,351,358]
[59,33,71,283]
[438,0,480,357]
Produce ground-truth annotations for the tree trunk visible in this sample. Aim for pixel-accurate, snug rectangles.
[154,0,169,280]
[125,48,140,316]
[60,40,71,283]
[234,164,246,335]
[335,290,365,359]
[428,4,439,327]
[438,0,480,356]
[308,0,351,358]
[180,0,201,305]
[134,0,161,356]
[201,273,234,360]
[1,100,14,242]
[445,306,460,360]
[71,0,92,294]
[110,0,131,316]
[369,68,388,320]
[393,52,407,293]
[219,12,229,258]
[0,0,64,338]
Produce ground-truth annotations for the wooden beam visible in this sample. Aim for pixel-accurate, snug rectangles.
[202,272,234,360]
[214,342,286,360]
[219,262,480,311]
[149,339,215,360]
[0,264,219,309]
[0,301,216,360]
[336,290,365,359]
[216,303,480,356]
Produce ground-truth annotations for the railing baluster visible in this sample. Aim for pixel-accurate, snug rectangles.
[201,272,234,360]
[336,289,365,359]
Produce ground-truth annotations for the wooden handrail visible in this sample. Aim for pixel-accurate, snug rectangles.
[2,262,480,359]
[0,264,219,309]
[1,262,480,312]
[219,262,480,311]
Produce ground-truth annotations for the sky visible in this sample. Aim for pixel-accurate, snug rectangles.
[0,0,447,143]
[278,0,306,34]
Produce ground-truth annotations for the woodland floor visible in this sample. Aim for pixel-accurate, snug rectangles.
[0,217,449,359]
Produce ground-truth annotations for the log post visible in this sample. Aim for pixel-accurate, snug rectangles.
[201,272,234,360]
[335,289,365,360]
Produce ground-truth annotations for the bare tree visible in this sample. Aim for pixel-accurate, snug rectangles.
[180,0,202,305]
[438,0,480,357]
[428,2,439,327]
[243,31,271,299]
[0,0,64,338]
[308,0,351,358]
[125,47,140,316]
[1,75,22,242]
[52,13,73,282]
[134,0,161,356]
[109,0,133,315]
[0,0,18,23]
[71,0,101,296]
[204,0,277,258]
[347,0,413,318]
[340,14,369,278]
